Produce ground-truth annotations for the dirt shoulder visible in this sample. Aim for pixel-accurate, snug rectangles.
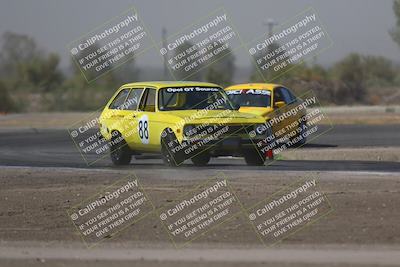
[280,147,400,162]
[0,167,399,247]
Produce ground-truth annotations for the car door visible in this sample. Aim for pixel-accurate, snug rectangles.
[134,87,160,152]
[119,88,144,147]
[286,87,306,121]
[272,87,290,138]
[105,87,143,146]
[280,87,303,129]
[104,88,130,137]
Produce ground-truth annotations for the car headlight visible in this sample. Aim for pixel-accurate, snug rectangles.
[183,125,196,137]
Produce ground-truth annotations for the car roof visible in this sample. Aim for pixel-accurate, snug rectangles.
[225,83,282,90]
[120,81,221,89]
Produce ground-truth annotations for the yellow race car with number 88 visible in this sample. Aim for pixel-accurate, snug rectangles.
[99,81,270,167]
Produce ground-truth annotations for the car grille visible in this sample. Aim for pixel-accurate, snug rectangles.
[187,124,253,137]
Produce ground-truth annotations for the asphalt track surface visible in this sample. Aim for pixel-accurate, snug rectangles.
[0,124,399,172]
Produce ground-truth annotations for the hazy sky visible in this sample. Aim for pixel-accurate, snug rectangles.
[0,0,399,69]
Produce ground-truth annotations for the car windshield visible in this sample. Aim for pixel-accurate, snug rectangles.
[226,89,271,107]
[158,86,235,111]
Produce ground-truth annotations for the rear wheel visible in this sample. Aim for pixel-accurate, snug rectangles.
[243,148,266,166]
[298,119,307,145]
[110,132,132,165]
[191,151,211,166]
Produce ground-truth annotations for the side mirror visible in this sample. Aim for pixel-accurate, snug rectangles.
[274,101,286,109]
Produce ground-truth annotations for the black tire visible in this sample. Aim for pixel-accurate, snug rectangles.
[161,129,182,167]
[110,132,132,165]
[243,148,266,166]
[294,119,307,146]
[191,151,211,166]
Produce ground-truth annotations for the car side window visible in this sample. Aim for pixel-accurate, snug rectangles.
[282,87,296,103]
[139,88,156,112]
[280,87,295,104]
[109,89,129,109]
[274,88,286,104]
[125,88,144,110]
[286,88,297,102]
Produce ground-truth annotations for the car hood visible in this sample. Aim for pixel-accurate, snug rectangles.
[163,109,263,123]
[238,107,274,118]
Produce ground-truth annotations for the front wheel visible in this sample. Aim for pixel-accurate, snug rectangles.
[110,133,132,165]
[243,148,266,166]
[191,151,211,166]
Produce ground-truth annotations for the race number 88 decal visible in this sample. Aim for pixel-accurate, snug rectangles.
[138,115,149,144]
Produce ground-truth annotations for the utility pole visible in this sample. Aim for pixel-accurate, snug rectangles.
[262,18,278,81]
[264,18,278,37]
